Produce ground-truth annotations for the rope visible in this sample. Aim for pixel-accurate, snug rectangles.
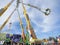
[20,2,43,12]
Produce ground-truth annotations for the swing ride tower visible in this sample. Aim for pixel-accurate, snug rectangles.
[0,0,51,44]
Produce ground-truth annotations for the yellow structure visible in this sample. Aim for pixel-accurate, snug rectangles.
[0,0,51,44]
[22,1,37,39]
[0,8,16,30]
[0,0,14,16]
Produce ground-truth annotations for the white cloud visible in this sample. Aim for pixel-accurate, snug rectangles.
[0,0,59,34]
[24,0,59,33]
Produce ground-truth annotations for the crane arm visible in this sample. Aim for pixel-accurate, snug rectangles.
[19,2,51,15]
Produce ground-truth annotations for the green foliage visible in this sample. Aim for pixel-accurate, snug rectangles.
[5,38,10,42]
[0,33,6,40]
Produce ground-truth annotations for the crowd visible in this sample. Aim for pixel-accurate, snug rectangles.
[0,34,60,45]
[41,35,60,45]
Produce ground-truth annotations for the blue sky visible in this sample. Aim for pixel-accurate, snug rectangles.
[0,0,60,39]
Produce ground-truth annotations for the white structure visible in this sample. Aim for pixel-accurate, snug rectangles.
[0,40,4,45]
